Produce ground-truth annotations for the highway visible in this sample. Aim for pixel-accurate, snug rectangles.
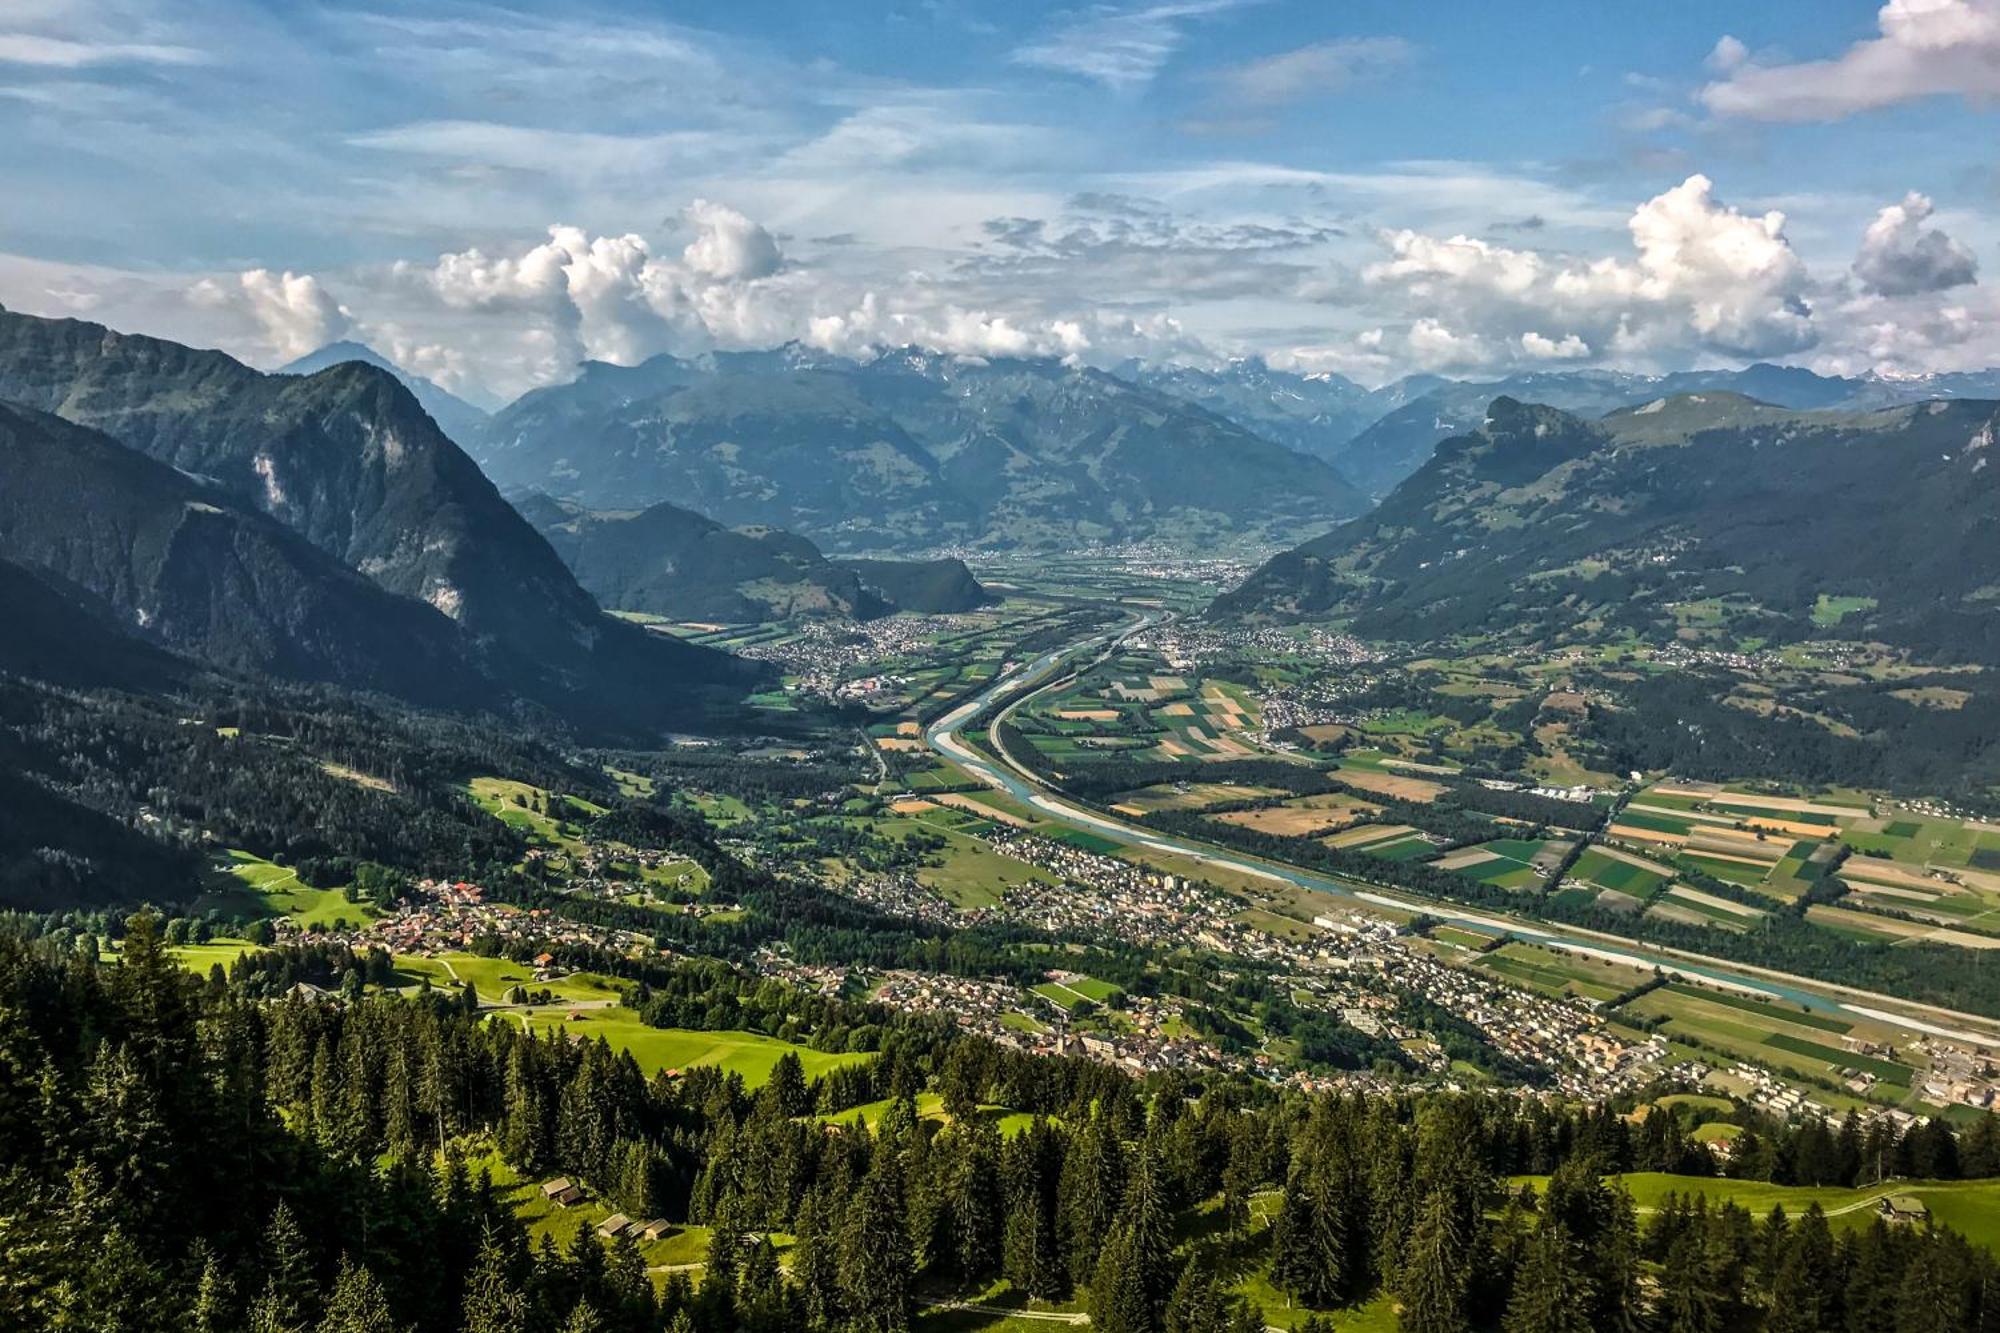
[925,614,2000,1050]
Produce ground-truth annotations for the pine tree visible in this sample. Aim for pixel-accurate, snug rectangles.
[1657,1229,1720,1333]
[557,1301,603,1333]
[1059,1115,1123,1289]
[189,1246,238,1333]
[460,1229,528,1333]
[1088,1224,1150,1333]
[249,1200,320,1333]
[1398,1189,1471,1333]
[315,1258,400,1333]
[838,1160,912,1333]
[789,1188,842,1332]
[1501,1221,1591,1333]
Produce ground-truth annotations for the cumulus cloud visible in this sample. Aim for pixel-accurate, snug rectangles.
[187,269,351,361]
[680,199,782,281]
[1521,331,1590,359]
[1211,37,1415,104]
[1853,192,1979,296]
[1357,174,1815,369]
[401,204,792,379]
[1701,0,2000,121]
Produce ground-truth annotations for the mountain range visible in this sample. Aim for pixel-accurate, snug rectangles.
[1212,392,2000,659]
[515,493,991,623]
[1123,359,2000,500]
[473,346,1366,551]
[0,308,759,732]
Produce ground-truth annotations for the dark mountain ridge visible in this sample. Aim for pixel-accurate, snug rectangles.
[517,493,991,622]
[0,310,760,730]
[0,402,471,700]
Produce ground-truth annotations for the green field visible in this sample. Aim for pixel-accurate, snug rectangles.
[1764,1032,1913,1086]
[467,777,606,857]
[399,953,632,1006]
[1662,982,1852,1034]
[513,1008,873,1088]
[198,850,382,930]
[1570,847,1671,894]
[1511,1172,2000,1248]
[1812,594,1877,628]
[1032,973,1125,1013]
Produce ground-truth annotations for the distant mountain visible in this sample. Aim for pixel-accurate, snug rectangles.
[0,310,761,730]
[517,493,991,622]
[280,340,490,444]
[1116,360,1384,464]
[1212,392,2000,659]
[1322,365,2000,499]
[477,346,1365,550]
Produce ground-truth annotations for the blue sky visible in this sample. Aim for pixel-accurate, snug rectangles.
[2,0,1995,401]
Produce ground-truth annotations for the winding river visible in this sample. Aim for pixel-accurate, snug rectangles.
[925,617,2000,1048]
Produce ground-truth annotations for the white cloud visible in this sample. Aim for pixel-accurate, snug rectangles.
[1853,192,1979,296]
[1358,174,1816,368]
[1521,331,1590,359]
[1701,0,2000,121]
[1211,37,1415,104]
[186,269,350,362]
[680,199,782,282]
[1405,317,1487,369]
[1011,1,1247,90]
[0,33,199,65]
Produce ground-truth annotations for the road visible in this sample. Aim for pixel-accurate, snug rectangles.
[924,614,2000,1049]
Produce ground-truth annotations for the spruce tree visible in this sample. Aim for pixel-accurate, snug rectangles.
[1398,1189,1471,1333]
[838,1159,912,1333]
[1501,1221,1591,1333]
[460,1229,528,1333]
[315,1259,400,1333]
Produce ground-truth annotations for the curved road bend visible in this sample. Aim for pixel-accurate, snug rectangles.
[925,615,2000,1049]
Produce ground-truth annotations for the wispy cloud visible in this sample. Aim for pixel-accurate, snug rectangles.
[1210,36,1414,105]
[1011,0,1252,91]
[0,32,200,65]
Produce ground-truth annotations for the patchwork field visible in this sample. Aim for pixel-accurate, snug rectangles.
[1438,836,1571,889]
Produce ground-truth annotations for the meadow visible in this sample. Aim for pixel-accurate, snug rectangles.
[511,1006,874,1088]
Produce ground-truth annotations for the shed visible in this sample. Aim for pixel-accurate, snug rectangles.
[1883,1195,1930,1222]
[597,1213,633,1237]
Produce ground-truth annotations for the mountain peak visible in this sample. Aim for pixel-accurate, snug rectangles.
[281,340,492,436]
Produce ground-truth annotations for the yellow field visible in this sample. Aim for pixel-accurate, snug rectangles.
[930,791,1033,827]
[1337,768,1445,802]
[1212,806,1356,836]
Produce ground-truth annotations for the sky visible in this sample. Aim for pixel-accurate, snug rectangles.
[2,0,1998,403]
